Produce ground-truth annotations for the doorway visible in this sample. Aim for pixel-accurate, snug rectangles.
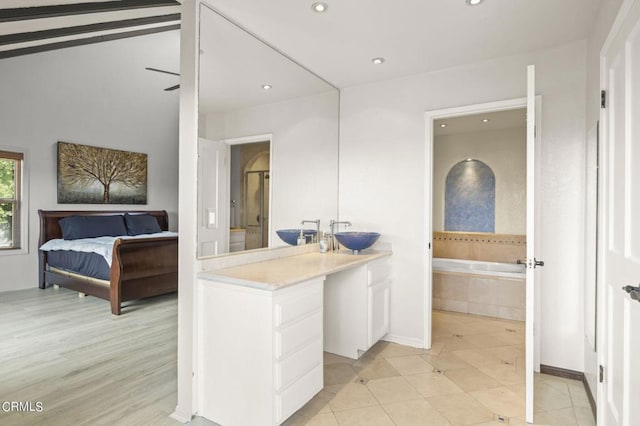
[424,95,542,423]
[197,134,272,257]
[227,135,272,252]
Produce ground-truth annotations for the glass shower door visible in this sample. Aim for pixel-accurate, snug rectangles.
[245,170,269,250]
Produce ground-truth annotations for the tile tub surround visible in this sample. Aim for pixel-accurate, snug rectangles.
[433,231,526,263]
[433,270,526,321]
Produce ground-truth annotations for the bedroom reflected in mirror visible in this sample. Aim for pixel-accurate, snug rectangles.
[196,4,339,258]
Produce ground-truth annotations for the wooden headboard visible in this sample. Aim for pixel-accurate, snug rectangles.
[38,210,170,247]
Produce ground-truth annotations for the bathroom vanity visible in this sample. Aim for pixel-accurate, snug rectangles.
[197,249,391,426]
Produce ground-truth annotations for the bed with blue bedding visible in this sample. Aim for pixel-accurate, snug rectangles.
[38,210,178,315]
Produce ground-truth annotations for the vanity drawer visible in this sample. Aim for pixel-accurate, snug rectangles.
[274,283,323,327]
[367,257,391,285]
[275,363,323,424]
[275,309,322,358]
[275,338,323,391]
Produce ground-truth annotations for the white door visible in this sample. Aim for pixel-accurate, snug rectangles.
[197,137,230,257]
[525,64,542,424]
[599,2,640,424]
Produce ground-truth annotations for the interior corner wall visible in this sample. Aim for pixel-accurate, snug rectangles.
[433,127,526,235]
[339,40,588,371]
[0,31,180,292]
[583,0,624,402]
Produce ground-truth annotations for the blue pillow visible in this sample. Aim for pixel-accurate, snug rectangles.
[124,213,162,236]
[59,215,128,240]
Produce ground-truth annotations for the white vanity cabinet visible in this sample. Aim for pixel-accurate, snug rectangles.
[367,257,391,347]
[324,257,391,358]
[197,250,391,425]
[198,277,324,426]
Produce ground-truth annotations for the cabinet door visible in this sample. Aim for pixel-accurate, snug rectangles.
[368,280,390,347]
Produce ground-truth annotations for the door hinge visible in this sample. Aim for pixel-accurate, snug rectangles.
[601,90,606,109]
[599,365,605,383]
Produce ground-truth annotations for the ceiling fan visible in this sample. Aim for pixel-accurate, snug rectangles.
[145,67,180,91]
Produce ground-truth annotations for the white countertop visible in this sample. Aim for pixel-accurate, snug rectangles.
[199,249,391,291]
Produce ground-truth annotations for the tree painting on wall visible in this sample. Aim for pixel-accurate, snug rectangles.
[57,141,147,204]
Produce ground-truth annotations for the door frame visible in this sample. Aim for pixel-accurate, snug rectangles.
[222,133,273,248]
[423,95,543,361]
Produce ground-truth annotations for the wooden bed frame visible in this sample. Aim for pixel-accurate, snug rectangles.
[38,210,178,315]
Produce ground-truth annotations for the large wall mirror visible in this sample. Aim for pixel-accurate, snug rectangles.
[196,4,340,258]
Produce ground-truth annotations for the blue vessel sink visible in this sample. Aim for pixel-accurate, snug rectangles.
[276,229,318,246]
[334,232,381,254]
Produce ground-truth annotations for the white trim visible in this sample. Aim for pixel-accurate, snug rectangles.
[423,97,529,349]
[174,0,199,421]
[601,0,637,55]
[222,133,272,146]
[424,96,543,420]
[382,334,425,349]
[597,47,609,426]
[0,145,28,256]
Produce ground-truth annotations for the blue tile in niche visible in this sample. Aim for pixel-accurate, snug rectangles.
[445,159,495,233]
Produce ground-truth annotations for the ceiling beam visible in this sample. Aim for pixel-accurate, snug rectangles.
[0,0,180,23]
[0,23,180,59]
[0,13,180,46]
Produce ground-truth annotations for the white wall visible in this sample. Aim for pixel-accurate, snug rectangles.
[339,40,587,370]
[0,31,180,292]
[434,127,526,235]
[204,90,340,246]
[583,0,624,402]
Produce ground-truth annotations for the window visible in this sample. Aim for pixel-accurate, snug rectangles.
[0,150,23,250]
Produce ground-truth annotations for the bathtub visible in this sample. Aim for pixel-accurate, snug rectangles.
[432,257,526,321]
[432,257,525,279]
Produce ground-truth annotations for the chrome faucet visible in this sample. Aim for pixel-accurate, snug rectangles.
[301,219,320,243]
[329,219,352,250]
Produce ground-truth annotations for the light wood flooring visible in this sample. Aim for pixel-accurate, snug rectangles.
[0,287,178,426]
[1,288,595,425]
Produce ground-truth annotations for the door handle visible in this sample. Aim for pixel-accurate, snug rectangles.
[622,285,640,302]
[516,258,545,268]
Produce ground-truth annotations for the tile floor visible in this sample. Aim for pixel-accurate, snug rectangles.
[272,310,596,426]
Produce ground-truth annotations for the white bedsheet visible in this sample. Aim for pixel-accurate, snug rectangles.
[39,231,178,266]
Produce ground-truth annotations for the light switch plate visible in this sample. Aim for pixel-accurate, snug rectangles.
[207,208,216,228]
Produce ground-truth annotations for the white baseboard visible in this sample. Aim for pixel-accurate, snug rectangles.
[382,334,426,349]
[170,407,192,424]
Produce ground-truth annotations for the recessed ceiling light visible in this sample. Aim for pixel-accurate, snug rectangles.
[312,2,328,12]
[482,118,490,123]
[372,57,385,65]
[466,0,483,5]
[262,84,272,90]
[440,124,447,128]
